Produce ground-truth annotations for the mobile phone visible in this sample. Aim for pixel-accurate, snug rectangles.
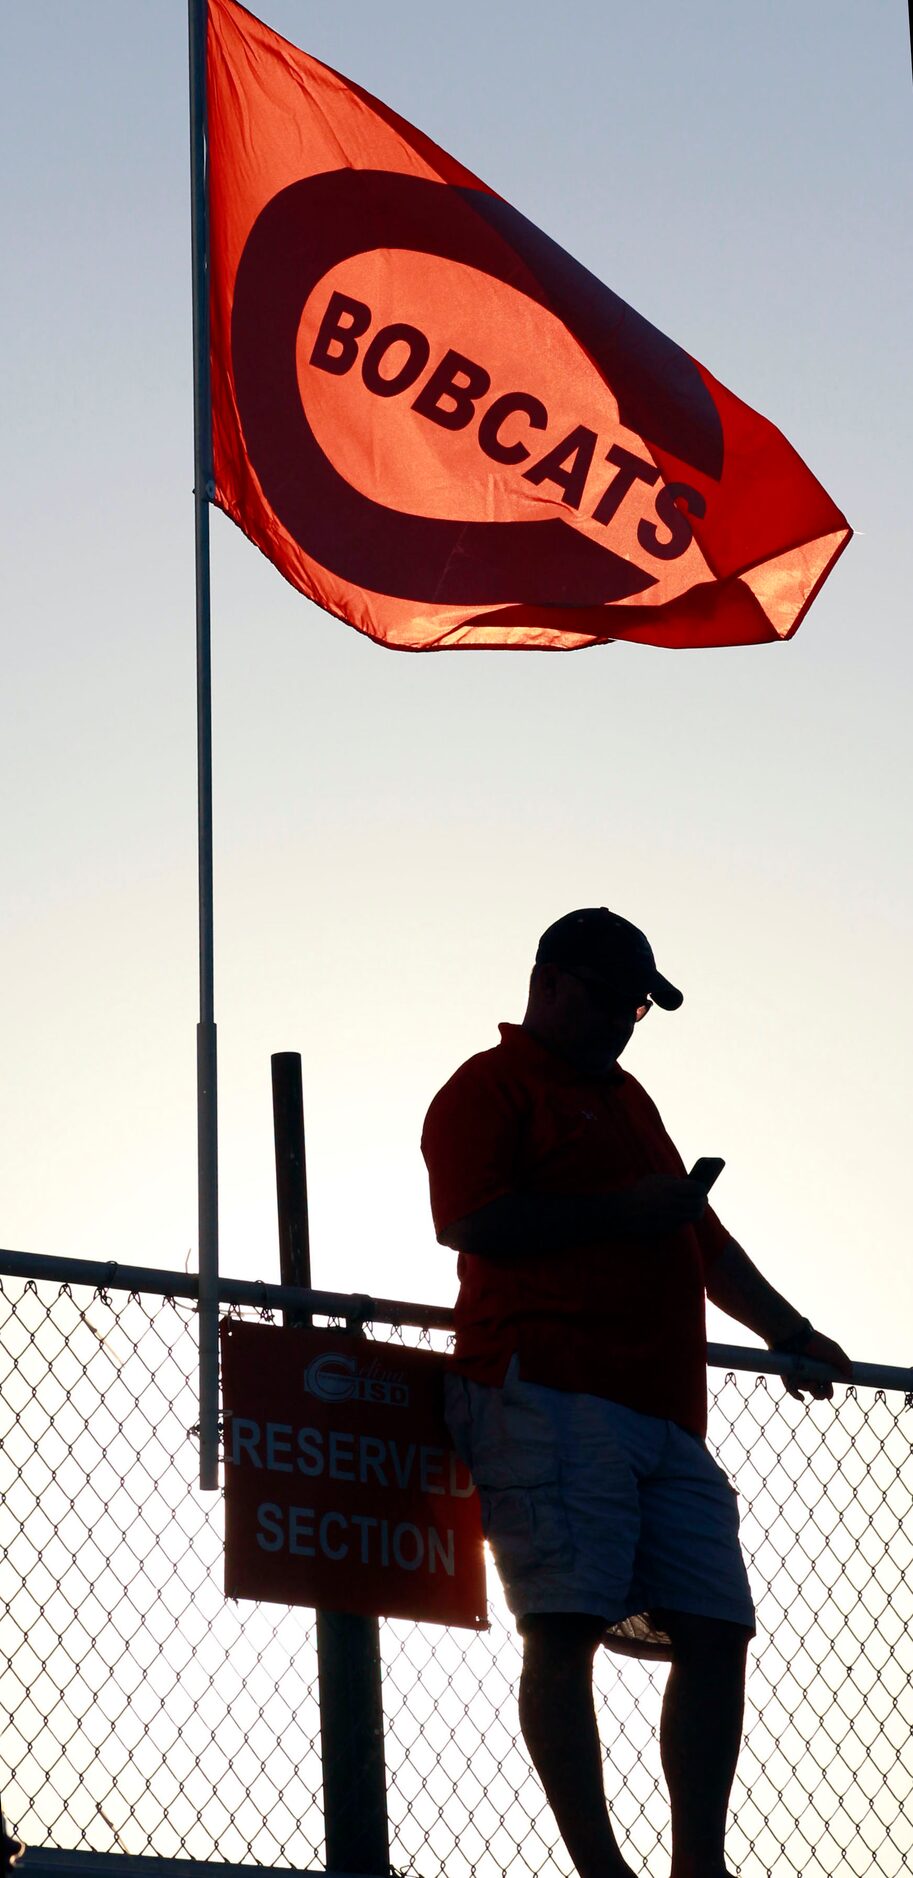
[688,1156,725,1192]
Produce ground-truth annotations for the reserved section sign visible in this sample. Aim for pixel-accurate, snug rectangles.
[221,1320,488,1628]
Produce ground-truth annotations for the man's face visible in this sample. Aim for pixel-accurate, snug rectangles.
[542,962,650,1071]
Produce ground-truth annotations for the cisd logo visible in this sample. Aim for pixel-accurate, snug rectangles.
[303,1351,410,1408]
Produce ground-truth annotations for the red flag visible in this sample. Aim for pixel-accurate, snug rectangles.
[207,0,850,651]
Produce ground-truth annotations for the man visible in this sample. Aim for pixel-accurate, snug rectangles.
[421,907,851,1878]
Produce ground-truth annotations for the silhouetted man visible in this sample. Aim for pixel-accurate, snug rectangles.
[422,907,851,1878]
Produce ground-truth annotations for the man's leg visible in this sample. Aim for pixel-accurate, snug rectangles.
[653,1611,752,1878]
[518,1613,637,1878]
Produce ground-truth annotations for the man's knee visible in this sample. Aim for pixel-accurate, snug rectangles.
[520,1611,607,1663]
[653,1609,753,1664]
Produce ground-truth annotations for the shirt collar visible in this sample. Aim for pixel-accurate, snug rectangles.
[498,1021,625,1086]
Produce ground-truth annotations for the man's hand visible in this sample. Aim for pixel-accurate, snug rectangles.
[776,1326,854,1402]
[706,1241,854,1402]
[615,1174,707,1237]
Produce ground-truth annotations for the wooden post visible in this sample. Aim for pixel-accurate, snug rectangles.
[271,1054,390,1875]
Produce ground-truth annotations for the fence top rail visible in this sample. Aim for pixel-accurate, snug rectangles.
[0,1246,910,1395]
[0,1247,454,1329]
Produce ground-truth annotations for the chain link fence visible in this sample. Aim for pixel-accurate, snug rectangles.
[0,1261,911,1878]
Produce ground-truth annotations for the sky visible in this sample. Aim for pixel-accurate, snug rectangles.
[1,0,912,1375]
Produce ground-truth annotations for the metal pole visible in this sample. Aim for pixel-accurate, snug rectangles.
[316,1615,390,1877]
[188,0,219,1491]
[271,1055,390,1876]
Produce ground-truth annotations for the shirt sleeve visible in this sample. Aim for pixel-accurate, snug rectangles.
[421,1061,524,1239]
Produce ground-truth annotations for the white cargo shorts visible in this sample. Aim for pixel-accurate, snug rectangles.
[445,1356,755,1640]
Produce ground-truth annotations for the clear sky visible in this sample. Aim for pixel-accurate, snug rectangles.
[1,1,911,1370]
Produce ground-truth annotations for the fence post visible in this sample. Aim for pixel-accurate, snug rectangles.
[271,1053,390,1877]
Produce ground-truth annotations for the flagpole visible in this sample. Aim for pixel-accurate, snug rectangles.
[188,0,219,1491]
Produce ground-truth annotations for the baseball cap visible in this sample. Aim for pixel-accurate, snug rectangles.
[535,907,683,1011]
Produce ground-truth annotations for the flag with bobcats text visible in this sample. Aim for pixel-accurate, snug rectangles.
[207,0,850,651]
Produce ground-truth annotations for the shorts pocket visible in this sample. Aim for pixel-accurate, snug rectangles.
[480,1480,574,1578]
[468,1358,564,1492]
[450,1361,575,1579]
[443,1373,474,1470]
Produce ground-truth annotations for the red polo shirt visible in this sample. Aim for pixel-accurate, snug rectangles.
[421,1023,730,1436]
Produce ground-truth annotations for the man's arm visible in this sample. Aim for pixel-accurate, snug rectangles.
[706,1237,853,1396]
[439,1175,708,1259]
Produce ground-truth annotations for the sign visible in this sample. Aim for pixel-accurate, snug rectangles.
[221,1320,488,1629]
[206,0,850,652]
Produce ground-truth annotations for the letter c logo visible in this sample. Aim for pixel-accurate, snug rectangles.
[231,172,723,608]
[304,1353,357,1402]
